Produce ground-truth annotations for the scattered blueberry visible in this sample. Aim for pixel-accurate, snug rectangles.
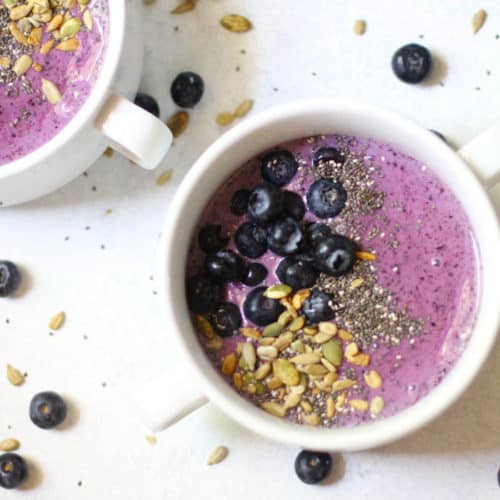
[260,150,298,186]
[392,43,432,84]
[0,261,21,298]
[284,191,306,221]
[235,222,268,258]
[170,71,204,108]
[205,249,244,282]
[313,235,357,277]
[430,129,447,143]
[230,189,251,216]
[276,256,318,289]
[313,147,345,167]
[294,450,332,485]
[267,218,305,256]
[247,184,284,225]
[198,224,229,254]
[307,179,347,219]
[242,262,268,286]
[29,391,67,429]
[302,289,335,323]
[134,93,160,117]
[209,302,242,337]
[305,223,332,248]
[0,453,28,489]
[186,274,222,313]
[243,286,285,326]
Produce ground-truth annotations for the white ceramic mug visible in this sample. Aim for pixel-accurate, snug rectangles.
[0,0,172,207]
[140,100,500,451]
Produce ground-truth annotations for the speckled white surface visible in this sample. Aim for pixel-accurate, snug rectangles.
[1,1,500,498]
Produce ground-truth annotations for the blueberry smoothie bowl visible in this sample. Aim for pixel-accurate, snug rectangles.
[185,133,481,429]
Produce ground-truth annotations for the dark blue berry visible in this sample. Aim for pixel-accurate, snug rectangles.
[205,250,244,282]
[294,450,332,485]
[242,262,268,286]
[392,43,432,84]
[260,150,298,186]
[267,218,305,256]
[134,93,160,117]
[307,179,347,219]
[430,129,447,143]
[305,223,332,248]
[243,286,285,326]
[198,224,229,254]
[302,289,335,323]
[186,274,222,313]
[284,191,306,221]
[170,71,204,108]
[235,222,268,258]
[230,189,251,216]
[276,256,318,289]
[0,453,28,489]
[247,184,284,225]
[313,147,345,167]
[0,261,21,298]
[29,391,67,429]
[313,235,357,277]
[209,302,242,337]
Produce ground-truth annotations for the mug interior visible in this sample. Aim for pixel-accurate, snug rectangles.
[0,0,125,179]
[160,100,500,451]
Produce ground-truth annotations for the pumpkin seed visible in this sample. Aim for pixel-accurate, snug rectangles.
[290,352,321,365]
[332,379,356,392]
[263,284,292,299]
[472,9,487,34]
[193,315,214,339]
[273,359,299,386]
[220,14,252,33]
[156,169,173,186]
[13,54,31,76]
[234,99,253,118]
[321,340,342,366]
[262,321,283,337]
[171,0,195,14]
[167,111,189,137]
[221,353,237,376]
[349,399,368,411]
[261,401,285,417]
[241,342,256,371]
[60,17,81,38]
[207,445,228,465]
[370,396,385,415]
[364,369,382,389]
[353,19,366,35]
[288,316,305,332]
[48,311,65,330]
[6,364,25,386]
[216,112,234,126]
[256,345,278,360]
[0,438,20,452]
[254,362,271,380]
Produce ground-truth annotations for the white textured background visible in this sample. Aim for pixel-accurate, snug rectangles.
[2,1,500,499]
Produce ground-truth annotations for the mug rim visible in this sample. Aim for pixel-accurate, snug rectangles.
[159,99,500,451]
[0,0,125,179]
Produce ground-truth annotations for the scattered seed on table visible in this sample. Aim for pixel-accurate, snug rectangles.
[472,9,487,34]
[207,445,228,465]
[6,364,25,386]
[171,1,196,14]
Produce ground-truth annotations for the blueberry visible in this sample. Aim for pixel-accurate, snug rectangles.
[242,262,268,286]
[267,218,305,256]
[29,391,67,429]
[0,453,28,489]
[134,93,160,117]
[186,274,222,313]
[276,256,318,289]
[243,286,285,326]
[247,184,284,225]
[170,71,204,108]
[260,150,298,186]
[313,147,345,167]
[235,222,268,258]
[306,179,347,219]
[230,189,251,216]
[305,223,332,248]
[209,302,242,338]
[283,191,306,221]
[294,450,332,485]
[313,235,357,277]
[392,43,432,84]
[205,249,244,282]
[0,261,21,297]
[198,224,229,254]
[302,289,335,323]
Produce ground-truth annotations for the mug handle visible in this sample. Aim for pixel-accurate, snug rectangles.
[458,124,500,188]
[95,95,173,170]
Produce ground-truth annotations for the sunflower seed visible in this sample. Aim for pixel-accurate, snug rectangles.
[472,9,487,34]
[261,401,285,417]
[256,345,278,360]
[193,314,214,338]
[0,438,20,452]
[364,369,382,388]
[240,327,260,339]
[349,399,368,411]
[6,364,25,386]
[171,0,195,14]
[290,352,321,364]
[283,392,301,409]
[220,14,252,33]
[241,342,256,371]
[221,353,237,376]
[48,311,65,330]
[10,4,33,21]
[207,445,228,465]
[56,38,79,51]
[82,9,92,30]
[156,169,173,186]
[353,19,366,35]
[234,99,253,118]
[47,13,64,31]
[216,112,234,126]
[40,39,55,54]
[370,396,385,415]
[145,435,157,445]
[332,379,356,392]
[13,54,31,76]
[254,362,271,380]
[167,111,189,137]
[206,336,223,351]
[302,412,320,426]
[273,331,293,352]
[326,396,335,418]
[302,364,328,376]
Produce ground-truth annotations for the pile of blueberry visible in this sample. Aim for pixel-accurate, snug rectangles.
[187,146,359,334]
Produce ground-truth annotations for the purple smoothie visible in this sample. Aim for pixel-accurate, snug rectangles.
[186,134,480,427]
[0,0,108,165]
